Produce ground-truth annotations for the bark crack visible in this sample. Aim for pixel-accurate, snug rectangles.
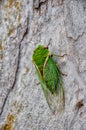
[65,31,86,42]
[34,0,48,9]
[0,24,28,118]
[0,44,21,117]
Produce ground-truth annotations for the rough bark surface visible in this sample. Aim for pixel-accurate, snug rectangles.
[0,0,86,130]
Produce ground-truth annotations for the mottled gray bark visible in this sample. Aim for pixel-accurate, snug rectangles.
[0,0,86,130]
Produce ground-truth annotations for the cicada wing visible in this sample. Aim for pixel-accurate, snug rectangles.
[33,61,64,113]
[43,57,65,113]
[33,61,50,98]
[43,86,65,114]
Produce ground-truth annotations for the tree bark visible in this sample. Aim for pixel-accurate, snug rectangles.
[0,0,86,130]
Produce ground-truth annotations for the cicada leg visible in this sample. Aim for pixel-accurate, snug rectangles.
[51,53,67,58]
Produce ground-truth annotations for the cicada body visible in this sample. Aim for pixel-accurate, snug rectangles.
[32,45,65,113]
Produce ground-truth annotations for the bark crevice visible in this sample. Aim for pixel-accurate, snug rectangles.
[0,24,28,118]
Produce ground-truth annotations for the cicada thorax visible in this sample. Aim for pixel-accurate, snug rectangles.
[32,45,50,75]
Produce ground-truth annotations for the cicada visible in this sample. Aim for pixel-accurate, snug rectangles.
[32,45,65,113]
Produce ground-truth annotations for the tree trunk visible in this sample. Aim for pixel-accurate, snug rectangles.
[0,0,86,130]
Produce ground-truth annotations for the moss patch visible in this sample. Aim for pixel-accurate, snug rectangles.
[0,114,14,130]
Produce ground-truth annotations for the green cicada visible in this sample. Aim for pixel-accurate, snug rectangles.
[32,45,65,113]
